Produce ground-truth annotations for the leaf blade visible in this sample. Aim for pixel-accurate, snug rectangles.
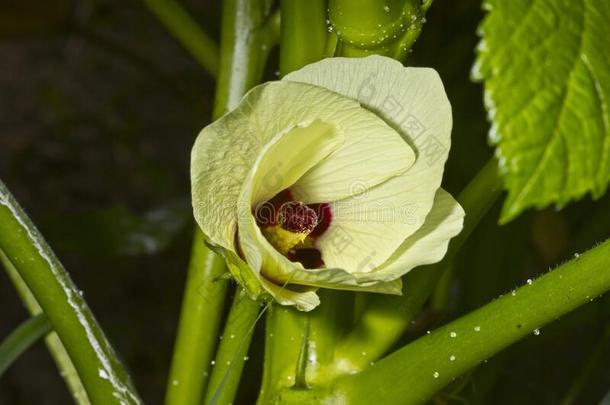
[476,0,610,222]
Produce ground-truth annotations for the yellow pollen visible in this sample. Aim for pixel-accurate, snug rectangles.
[262,226,310,255]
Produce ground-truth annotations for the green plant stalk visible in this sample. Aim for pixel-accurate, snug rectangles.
[257,305,309,405]
[256,1,339,401]
[334,158,502,371]
[260,0,438,399]
[203,290,262,405]
[164,229,228,405]
[141,0,219,77]
[0,314,52,376]
[279,0,327,75]
[165,0,279,403]
[334,238,610,404]
[0,180,141,404]
[258,291,353,404]
[0,249,91,405]
[212,0,278,119]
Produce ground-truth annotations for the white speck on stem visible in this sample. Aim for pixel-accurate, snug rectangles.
[450,331,457,338]
[533,328,541,336]
[474,326,481,332]
[526,278,533,285]
[449,355,456,361]
[433,371,440,378]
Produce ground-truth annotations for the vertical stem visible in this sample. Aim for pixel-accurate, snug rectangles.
[1,250,91,405]
[203,290,262,405]
[212,0,276,119]
[141,0,219,76]
[0,180,141,404]
[279,0,328,75]
[257,305,309,405]
[164,229,228,405]
[256,1,332,401]
[334,158,503,370]
[166,0,279,403]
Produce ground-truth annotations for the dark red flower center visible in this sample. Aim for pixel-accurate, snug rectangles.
[277,201,318,233]
[254,189,332,269]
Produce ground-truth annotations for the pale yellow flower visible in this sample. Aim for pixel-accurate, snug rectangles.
[191,56,464,311]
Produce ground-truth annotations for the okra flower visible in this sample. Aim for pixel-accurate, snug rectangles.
[191,56,464,311]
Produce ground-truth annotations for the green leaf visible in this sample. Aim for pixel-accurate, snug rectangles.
[475,0,610,223]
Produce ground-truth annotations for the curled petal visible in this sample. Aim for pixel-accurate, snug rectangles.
[356,188,465,283]
[192,80,413,253]
[285,56,453,271]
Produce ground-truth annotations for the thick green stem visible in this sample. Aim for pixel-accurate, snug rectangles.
[0,180,141,404]
[279,0,327,75]
[203,290,262,405]
[141,0,219,77]
[256,2,336,402]
[212,0,278,118]
[164,229,228,405]
[334,158,503,370]
[335,238,610,404]
[1,250,91,405]
[0,314,52,377]
[165,1,278,403]
[258,291,353,404]
[257,305,309,405]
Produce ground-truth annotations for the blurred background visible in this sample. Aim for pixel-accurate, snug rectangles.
[1,1,609,404]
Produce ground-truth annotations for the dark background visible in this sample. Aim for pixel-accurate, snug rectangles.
[1,1,609,404]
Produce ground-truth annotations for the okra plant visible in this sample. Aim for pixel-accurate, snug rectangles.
[1,0,609,404]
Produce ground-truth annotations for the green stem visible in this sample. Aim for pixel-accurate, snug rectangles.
[164,229,228,405]
[257,305,309,405]
[334,158,503,370]
[1,250,91,405]
[165,1,278,403]
[256,1,335,402]
[0,180,141,404]
[203,290,262,405]
[0,314,52,377]
[335,238,610,404]
[258,290,353,403]
[279,0,328,75]
[141,0,219,77]
[212,0,278,118]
